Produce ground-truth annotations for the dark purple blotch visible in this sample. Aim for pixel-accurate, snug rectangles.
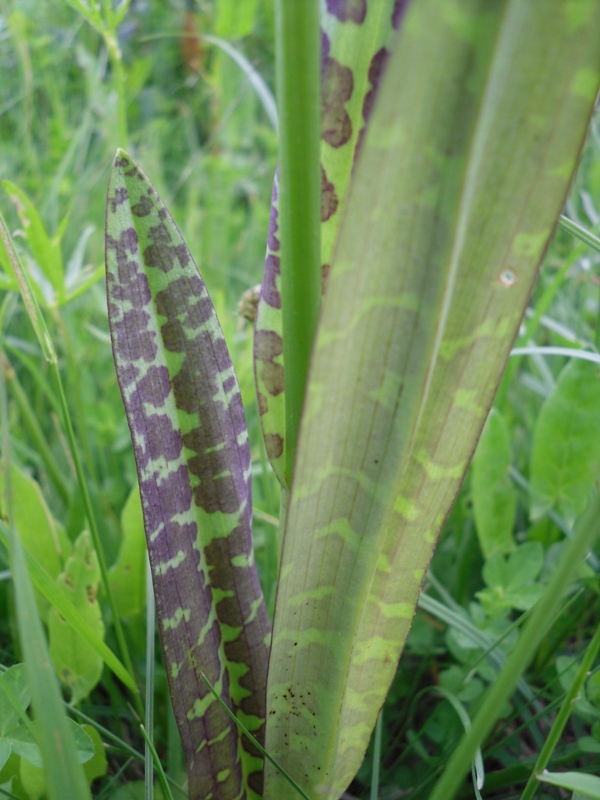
[260,255,281,310]
[325,0,366,23]
[265,433,284,460]
[362,48,390,124]
[137,364,172,406]
[143,222,190,274]
[144,413,183,465]
[108,186,129,212]
[256,392,268,417]
[321,32,353,148]
[114,308,158,364]
[254,330,284,397]
[321,166,338,222]
[321,263,331,295]
[141,463,192,520]
[131,194,153,217]
[392,0,410,29]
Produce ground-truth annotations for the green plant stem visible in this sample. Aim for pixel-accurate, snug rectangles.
[520,613,600,800]
[428,491,600,800]
[145,556,156,800]
[140,725,174,800]
[275,0,321,486]
[104,31,129,148]
[370,711,383,800]
[558,214,600,254]
[50,361,143,720]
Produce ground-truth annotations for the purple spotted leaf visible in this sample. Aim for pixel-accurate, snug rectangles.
[254,0,401,487]
[105,150,270,800]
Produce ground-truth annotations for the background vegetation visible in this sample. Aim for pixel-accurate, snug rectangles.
[0,1,599,798]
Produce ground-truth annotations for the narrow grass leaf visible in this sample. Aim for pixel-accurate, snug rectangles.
[0,371,91,799]
[105,150,271,800]
[264,2,600,797]
[0,212,56,363]
[1,181,65,302]
[537,771,600,798]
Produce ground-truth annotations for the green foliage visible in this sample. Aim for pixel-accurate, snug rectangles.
[108,484,146,620]
[530,359,600,525]
[472,409,516,558]
[49,531,104,705]
[0,0,599,798]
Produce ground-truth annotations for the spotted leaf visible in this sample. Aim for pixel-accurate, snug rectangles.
[105,151,270,800]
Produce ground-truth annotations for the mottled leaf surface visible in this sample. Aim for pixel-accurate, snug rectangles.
[105,152,270,800]
[254,0,399,486]
[264,2,600,797]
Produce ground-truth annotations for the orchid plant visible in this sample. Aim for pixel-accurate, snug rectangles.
[103,1,600,799]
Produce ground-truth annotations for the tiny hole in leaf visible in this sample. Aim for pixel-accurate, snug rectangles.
[499,267,516,287]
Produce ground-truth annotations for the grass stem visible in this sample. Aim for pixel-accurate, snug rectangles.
[275,0,321,486]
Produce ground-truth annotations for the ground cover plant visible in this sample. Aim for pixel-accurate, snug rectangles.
[0,1,600,799]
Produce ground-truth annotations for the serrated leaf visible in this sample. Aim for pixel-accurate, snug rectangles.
[48,531,104,705]
[530,360,600,526]
[105,150,270,800]
[471,409,516,558]
[264,2,600,797]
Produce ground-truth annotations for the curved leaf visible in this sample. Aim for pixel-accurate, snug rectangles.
[105,151,270,800]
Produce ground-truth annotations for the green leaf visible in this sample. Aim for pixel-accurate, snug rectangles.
[530,360,600,525]
[0,212,57,363]
[1,411,91,800]
[80,725,108,785]
[1,181,65,303]
[0,665,30,771]
[108,484,146,618]
[264,2,600,797]
[49,531,105,705]
[477,542,544,617]
[471,409,516,558]
[0,520,136,692]
[19,757,46,800]
[215,0,259,38]
[539,770,600,798]
[0,464,71,616]
[9,719,93,770]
